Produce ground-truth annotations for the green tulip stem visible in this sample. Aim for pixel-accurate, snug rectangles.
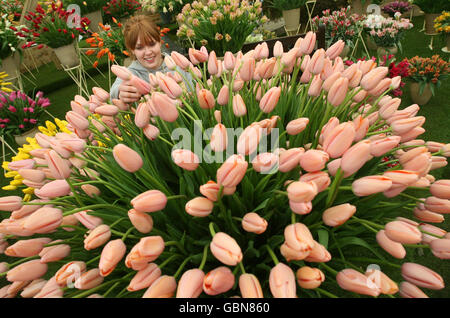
[265,245,279,266]
[121,227,135,241]
[159,254,180,270]
[174,256,194,280]
[319,262,339,276]
[3,255,40,272]
[109,217,128,229]
[238,262,246,274]
[404,244,431,249]
[199,245,209,271]
[209,222,218,237]
[351,216,384,230]
[291,212,296,225]
[102,282,121,298]
[315,287,339,298]
[85,145,113,152]
[165,241,187,254]
[398,193,425,203]
[110,229,140,240]
[366,128,393,136]
[63,204,129,217]
[420,230,445,239]
[85,255,101,266]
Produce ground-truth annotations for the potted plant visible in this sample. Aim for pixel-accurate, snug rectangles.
[312,7,365,58]
[141,0,193,24]
[407,55,450,105]
[22,3,90,68]
[62,0,109,32]
[434,11,450,52]
[381,1,412,18]
[413,0,450,34]
[0,14,28,83]
[0,0,24,23]
[176,0,267,57]
[0,90,50,145]
[363,13,413,56]
[85,17,171,68]
[103,0,142,25]
[269,0,307,34]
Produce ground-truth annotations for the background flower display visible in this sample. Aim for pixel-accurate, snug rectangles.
[381,1,412,18]
[0,14,28,63]
[407,55,450,100]
[21,3,89,49]
[412,0,450,14]
[434,11,450,34]
[312,7,365,50]
[141,0,192,16]
[62,0,108,15]
[0,90,50,137]
[0,34,449,298]
[0,0,24,23]
[363,14,413,52]
[176,0,267,57]
[103,0,142,22]
[0,72,13,93]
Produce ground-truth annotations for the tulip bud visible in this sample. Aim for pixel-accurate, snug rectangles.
[239,273,264,298]
[430,239,450,259]
[54,261,86,286]
[74,268,104,290]
[113,144,143,173]
[376,230,406,259]
[327,77,349,107]
[269,263,296,298]
[7,260,48,282]
[128,209,153,234]
[365,268,398,295]
[401,263,444,290]
[127,263,161,292]
[399,281,429,298]
[216,154,248,188]
[242,212,268,234]
[210,232,243,266]
[425,196,450,214]
[203,266,235,296]
[299,149,329,172]
[296,266,325,289]
[322,203,356,227]
[131,190,167,213]
[5,238,51,257]
[99,239,127,277]
[176,268,205,298]
[286,118,309,136]
[23,207,63,234]
[287,181,318,203]
[430,180,450,199]
[0,196,23,212]
[336,268,380,297]
[289,200,313,215]
[185,197,214,217]
[323,122,356,158]
[384,221,422,244]
[352,176,393,196]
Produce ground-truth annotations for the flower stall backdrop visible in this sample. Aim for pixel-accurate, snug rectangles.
[0,0,449,300]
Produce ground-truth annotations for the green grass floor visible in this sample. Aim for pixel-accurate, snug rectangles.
[0,14,449,297]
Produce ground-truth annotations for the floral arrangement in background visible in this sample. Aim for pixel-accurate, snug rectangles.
[345,54,410,97]
[381,1,411,18]
[0,13,28,62]
[21,3,89,49]
[62,0,109,15]
[0,90,50,136]
[363,14,413,50]
[141,0,192,15]
[434,11,450,34]
[176,0,267,56]
[312,7,365,49]
[0,72,13,93]
[407,55,450,96]
[103,0,142,21]
[85,17,170,68]
[0,0,24,23]
[412,0,450,14]
[0,33,449,299]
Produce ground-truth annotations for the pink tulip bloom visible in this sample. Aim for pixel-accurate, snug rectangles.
[210,232,243,266]
[131,190,167,213]
[296,266,325,289]
[128,263,161,292]
[322,203,356,227]
[84,224,111,250]
[399,281,429,298]
[113,144,143,173]
[128,209,153,234]
[269,263,297,298]
[336,268,381,297]
[176,268,205,298]
[203,266,235,296]
[401,263,444,290]
[7,260,48,282]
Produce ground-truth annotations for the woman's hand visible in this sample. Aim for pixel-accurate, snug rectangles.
[118,82,142,104]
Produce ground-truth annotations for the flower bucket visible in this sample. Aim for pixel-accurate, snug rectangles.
[444,34,450,53]
[53,42,80,69]
[0,54,20,82]
[14,126,40,147]
[365,35,378,51]
[340,45,351,59]
[424,13,440,35]
[410,82,432,105]
[85,10,103,33]
[377,46,398,57]
[282,8,300,34]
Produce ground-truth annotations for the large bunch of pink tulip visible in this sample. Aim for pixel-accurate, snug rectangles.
[0,33,449,298]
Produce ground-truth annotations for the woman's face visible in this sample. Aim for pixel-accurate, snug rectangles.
[133,36,163,70]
